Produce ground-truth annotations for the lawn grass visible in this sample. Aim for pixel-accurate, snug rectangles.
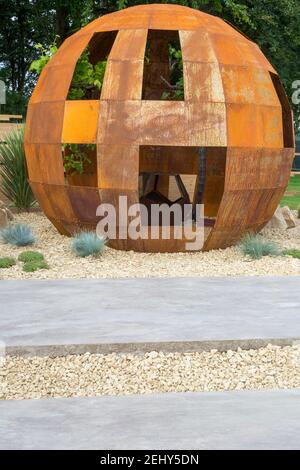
[280,174,300,210]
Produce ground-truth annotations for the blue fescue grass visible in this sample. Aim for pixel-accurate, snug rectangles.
[239,234,282,260]
[71,231,106,258]
[0,223,35,247]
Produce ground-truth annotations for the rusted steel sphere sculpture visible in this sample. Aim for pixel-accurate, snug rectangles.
[25,4,295,252]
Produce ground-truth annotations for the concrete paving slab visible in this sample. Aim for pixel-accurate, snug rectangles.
[1,276,300,356]
[1,389,300,450]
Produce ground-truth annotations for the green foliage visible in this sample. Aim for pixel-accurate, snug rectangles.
[18,251,44,263]
[71,231,106,257]
[62,144,95,175]
[0,128,35,209]
[0,257,16,269]
[283,249,300,260]
[29,38,59,75]
[62,144,91,175]
[1,224,35,247]
[67,50,107,100]
[239,234,282,260]
[118,0,128,9]
[298,204,300,219]
[160,45,184,101]
[23,260,49,273]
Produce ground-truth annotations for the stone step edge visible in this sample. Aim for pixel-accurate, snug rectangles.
[5,337,300,358]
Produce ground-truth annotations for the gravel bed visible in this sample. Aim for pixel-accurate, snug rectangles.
[0,212,299,280]
[2,345,300,400]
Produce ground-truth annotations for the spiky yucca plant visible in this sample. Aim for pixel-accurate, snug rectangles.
[0,127,35,209]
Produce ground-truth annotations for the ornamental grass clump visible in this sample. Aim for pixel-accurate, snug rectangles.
[18,251,44,263]
[71,231,106,258]
[0,224,35,247]
[239,234,282,260]
[0,257,16,269]
[23,260,49,273]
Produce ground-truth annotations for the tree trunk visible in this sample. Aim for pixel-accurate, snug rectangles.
[55,0,69,44]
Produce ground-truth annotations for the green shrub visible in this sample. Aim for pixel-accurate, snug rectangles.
[18,251,44,263]
[0,257,16,269]
[71,231,106,257]
[23,260,49,273]
[1,224,35,246]
[0,128,35,209]
[239,234,282,260]
[283,249,300,260]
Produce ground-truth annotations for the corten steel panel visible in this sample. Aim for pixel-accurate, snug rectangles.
[140,101,188,146]
[188,102,227,146]
[225,148,294,191]
[101,60,144,100]
[30,182,78,224]
[195,13,250,40]
[25,101,65,144]
[139,146,199,175]
[62,101,100,144]
[226,103,283,148]
[108,29,148,61]
[48,34,93,67]
[220,65,280,106]
[108,227,211,253]
[179,30,218,63]
[183,62,225,103]
[97,145,139,190]
[25,4,294,252]
[202,175,226,217]
[238,41,277,73]
[148,11,200,31]
[98,188,143,251]
[211,34,249,66]
[25,143,65,185]
[203,228,248,251]
[270,73,295,149]
[97,100,141,145]
[212,188,285,231]
[30,65,75,104]
[67,186,102,224]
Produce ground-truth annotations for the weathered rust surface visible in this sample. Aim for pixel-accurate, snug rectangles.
[62,101,100,143]
[25,4,294,253]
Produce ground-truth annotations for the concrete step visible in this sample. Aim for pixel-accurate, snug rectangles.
[1,276,300,356]
[1,389,300,450]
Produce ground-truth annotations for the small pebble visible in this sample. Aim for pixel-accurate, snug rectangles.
[2,345,300,401]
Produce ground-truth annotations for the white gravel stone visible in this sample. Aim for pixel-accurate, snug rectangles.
[2,345,300,401]
[0,212,299,280]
